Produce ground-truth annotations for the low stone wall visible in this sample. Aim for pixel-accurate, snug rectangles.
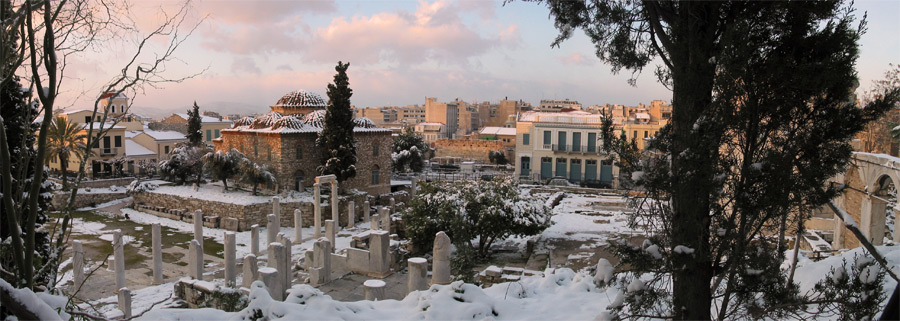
[174,279,246,312]
[51,191,127,210]
[70,177,135,189]
[433,139,507,163]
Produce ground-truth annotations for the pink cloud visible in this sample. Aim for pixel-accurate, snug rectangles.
[557,53,596,66]
[200,0,335,24]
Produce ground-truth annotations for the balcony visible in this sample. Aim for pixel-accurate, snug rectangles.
[549,144,605,155]
[94,147,119,156]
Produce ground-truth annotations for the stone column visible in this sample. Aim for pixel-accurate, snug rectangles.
[370,231,390,276]
[894,204,900,245]
[864,195,887,245]
[280,234,293,287]
[242,254,258,288]
[113,230,126,293]
[310,238,331,286]
[389,198,395,213]
[379,206,391,234]
[72,240,85,290]
[364,280,386,301]
[347,201,355,228]
[117,288,132,319]
[371,213,380,231]
[272,196,281,218]
[189,239,203,280]
[224,232,236,287]
[431,231,451,285]
[314,183,322,238]
[267,214,278,246]
[411,177,418,199]
[294,209,303,243]
[325,220,336,252]
[193,210,203,248]
[407,257,428,293]
[259,267,282,301]
[251,224,260,255]
[331,181,339,226]
[364,201,370,222]
[152,223,163,284]
[268,242,287,295]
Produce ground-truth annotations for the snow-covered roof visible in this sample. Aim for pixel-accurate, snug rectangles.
[224,111,391,134]
[635,112,650,119]
[479,126,516,136]
[125,130,140,138]
[141,129,187,141]
[125,139,155,156]
[62,108,93,115]
[272,90,327,108]
[173,113,230,124]
[517,110,604,125]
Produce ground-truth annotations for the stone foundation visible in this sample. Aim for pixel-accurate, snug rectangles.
[173,279,246,312]
[51,191,127,210]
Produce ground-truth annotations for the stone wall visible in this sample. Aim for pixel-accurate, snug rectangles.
[51,191,127,210]
[52,177,135,189]
[433,139,511,164]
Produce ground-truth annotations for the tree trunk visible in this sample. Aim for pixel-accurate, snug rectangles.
[59,154,68,190]
[667,3,720,319]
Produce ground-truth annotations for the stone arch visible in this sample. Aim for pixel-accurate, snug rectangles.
[841,153,900,247]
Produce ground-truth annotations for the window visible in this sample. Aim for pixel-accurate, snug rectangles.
[214,129,220,138]
[296,144,303,160]
[644,131,648,138]
[373,141,379,156]
[371,165,380,185]
[267,149,272,161]
[572,132,581,151]
[543,131,551,146]
[114,136,122,148]
[522,133,530,145]
[85,116,91,123]
[586,159,597,165]
[164,146,170,154]
[206,129,212,141]
[633,130,638,139]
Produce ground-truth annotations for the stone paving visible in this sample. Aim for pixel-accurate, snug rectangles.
[317,271,410,301]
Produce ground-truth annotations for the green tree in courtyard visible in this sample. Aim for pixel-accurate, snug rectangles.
[186,101,202,145]
[392,126,429,173]
[316,62,357,183]
[46,117,86,189]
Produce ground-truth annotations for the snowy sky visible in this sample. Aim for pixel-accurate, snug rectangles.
[58,0,900,118]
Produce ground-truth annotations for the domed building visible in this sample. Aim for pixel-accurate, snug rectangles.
[214,90,392,195]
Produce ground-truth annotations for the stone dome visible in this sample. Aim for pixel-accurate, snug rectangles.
[302,110,326,127]
[273,90,327,108]
[233,116,255,128]
[353,117,376,128]
[251,112,282,129]
[271,115,308,130]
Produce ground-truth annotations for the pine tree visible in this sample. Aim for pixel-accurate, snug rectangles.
[392,126,429,173]
[186,101,202,146]
[316,62,357,182]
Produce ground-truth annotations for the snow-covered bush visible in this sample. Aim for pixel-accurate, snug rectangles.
[239,159,275,195]
[392,127,429,173]
[126,180,157,194]
[202,148,246,191]
[403,176,550,258]
[158,145,205,185]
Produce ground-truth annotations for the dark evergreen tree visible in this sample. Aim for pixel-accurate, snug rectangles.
[535,0,899,319]
[392,126,429,173]
[0,0,51,291]
[315,62,357,182]
[203,148,245,191]
[186,101,202,146]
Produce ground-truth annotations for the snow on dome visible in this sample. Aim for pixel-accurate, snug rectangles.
[353,117,376,128]
[302,110,326,127]
[233,116,255,128]
[251,112,282,129]
[274,90,326,108]
[271,115,309,130]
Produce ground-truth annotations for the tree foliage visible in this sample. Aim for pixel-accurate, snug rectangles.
[403,176,550,258]
[392,127,429,173]
[239,159,275,195]
[186,101,203,146]
[202,148,245,191]
[316,61,357,183]
[488,150,508,165]
[534,0,899,319]
[158,145,205,185]
[45,117,86,189]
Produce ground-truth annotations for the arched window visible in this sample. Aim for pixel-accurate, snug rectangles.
[296,144,303,160]
[371,165,380,185]
[373,141,379,156]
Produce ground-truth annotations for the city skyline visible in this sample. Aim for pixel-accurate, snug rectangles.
[58,0,899,118]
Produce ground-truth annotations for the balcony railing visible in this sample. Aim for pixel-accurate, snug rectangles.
[548,144,605,155]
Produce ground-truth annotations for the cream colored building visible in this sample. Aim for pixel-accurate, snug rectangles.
[161,112,232,144]
[414,122,447,144]
[515,110,619,187]
[425,97,459,139]
[130,129,187,161]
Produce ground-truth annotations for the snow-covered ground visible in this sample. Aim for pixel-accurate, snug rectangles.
[148,182,313,205]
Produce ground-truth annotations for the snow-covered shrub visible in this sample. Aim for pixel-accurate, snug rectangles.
[403,175,550,258]
[158,145,205,184]
[392,126,429,173]
[202,148,246,191]
[126,180,157,194]
[239,159,275,195]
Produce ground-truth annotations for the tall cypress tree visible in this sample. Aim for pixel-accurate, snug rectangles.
[186,101,202,145]
[316,61,357,182]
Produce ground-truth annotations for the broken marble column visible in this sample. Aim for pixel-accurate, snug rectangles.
[188,239,203,280]
[259,267,283,301]
[371,213,380,231]
[267,214,278,246]
[310,238,332,286]
[347,201,355,228]
[113,229,126,293]
[379,206,391,233]
[331,181,339,226]
[411,177,418,199]
[389,198,395,213]
[118,287,132,319]
[193,210,203,248]
[370,230,390,277]
[152,223,163,284]
[408,257,428,293]
[314,183,322,238]
[224,232,236,287]
[431,231,451,285]
[364,201,370,222]
[294,209,303,243]
[251,224,260,255]
[277,234,292,287]
[268,242,287,296]
[325,220,336,252]
[72,240,85,290]
[364,280,386,301]
[272,196,281,218]
[243,254,259,288]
